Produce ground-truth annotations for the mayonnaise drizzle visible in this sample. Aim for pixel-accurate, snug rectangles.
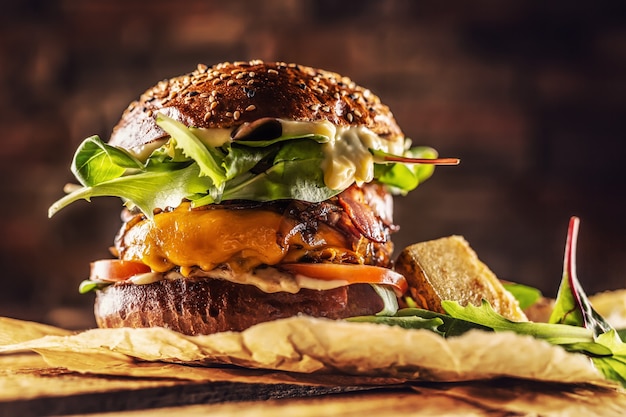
[127,119,406,192]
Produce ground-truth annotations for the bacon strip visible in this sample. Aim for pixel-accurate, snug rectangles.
[338,185,390,244]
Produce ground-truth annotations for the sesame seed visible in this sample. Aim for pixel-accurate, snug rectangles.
[309,104,320,111]
[210,101,218,110]
[203,112,211,121]
[220,73,231,80]
[208,95,215,102]
[225,111,233,118]
[346,113,354,122]
[267,68,279,75]
[334,92,340,99]
[233,110,241,120]
[200,92,210,98]
[353,109,363,118]
[146,109,153,117]
[236,73,245,79]
[227,80,236,86]
[247,79,255,85]
[245,104,256,111]
[197,63,208,73]
[212,78,223,85]
[248,71,256,78]
[321,105,330,112]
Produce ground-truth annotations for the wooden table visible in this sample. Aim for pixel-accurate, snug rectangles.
[2,353,626,417]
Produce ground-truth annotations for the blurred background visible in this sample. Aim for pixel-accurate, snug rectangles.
[1,0,625,329]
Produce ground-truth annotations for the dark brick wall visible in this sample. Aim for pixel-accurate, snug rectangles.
[1,0,625,328]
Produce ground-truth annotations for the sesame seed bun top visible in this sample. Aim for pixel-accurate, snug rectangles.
[109,60,405,150]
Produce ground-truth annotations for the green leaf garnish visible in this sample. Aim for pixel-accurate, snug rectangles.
[549,217,613,336]
[156,114,227,188]
[502,282,543,309]
[71,136,143,186]
[78,279,110,294]
[50,115,448,217]
[372,147,439,194]
[442,300,594,345]
[348,307,491,337]
[219,139,340,203]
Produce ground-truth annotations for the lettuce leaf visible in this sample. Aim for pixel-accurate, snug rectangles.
[49,114,441,217]
[502,282,543,310]
[71,135,144,186]
[349,307,491,336]
[219,139,339,203]
[156,114,226,188]
[373,147,438,194]
[49,163,213,218]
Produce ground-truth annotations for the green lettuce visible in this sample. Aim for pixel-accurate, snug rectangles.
[502,282,543,310]
[49,114,440,217]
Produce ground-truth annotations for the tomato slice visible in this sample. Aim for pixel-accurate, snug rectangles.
[280,263,408,296]
[90,259,151,282]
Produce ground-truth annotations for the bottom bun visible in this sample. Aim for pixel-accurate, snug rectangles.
[94,278,384,335]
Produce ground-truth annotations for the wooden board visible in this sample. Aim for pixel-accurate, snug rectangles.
[3,353,626,417]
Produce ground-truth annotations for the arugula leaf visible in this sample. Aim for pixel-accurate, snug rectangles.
[502,282,543,310]
[348,307,491,337]
[442,300,594,344]
[71,136,144,186]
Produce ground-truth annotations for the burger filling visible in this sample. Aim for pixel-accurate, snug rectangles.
[52,115,443,316]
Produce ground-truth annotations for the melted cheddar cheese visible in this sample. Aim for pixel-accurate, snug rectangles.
[117,202,349,276]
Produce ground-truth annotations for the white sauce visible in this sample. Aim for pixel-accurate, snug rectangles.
[128,119,406,192]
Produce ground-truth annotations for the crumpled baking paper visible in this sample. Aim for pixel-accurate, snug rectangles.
[0,315,610,386]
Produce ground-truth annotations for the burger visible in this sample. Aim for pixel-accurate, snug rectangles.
[49,60,457,335]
